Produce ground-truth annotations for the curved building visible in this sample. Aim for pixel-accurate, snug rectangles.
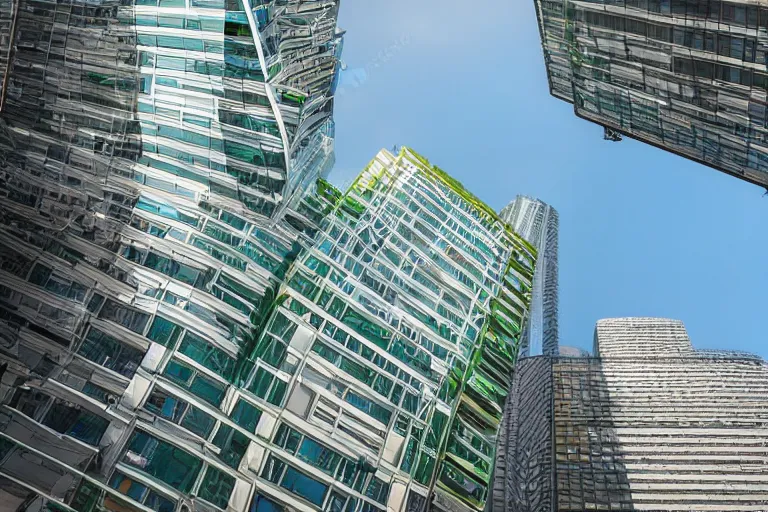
[0,2,342,512]
[238,148,536,512]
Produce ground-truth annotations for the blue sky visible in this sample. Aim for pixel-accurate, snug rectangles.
[330,0,768,357]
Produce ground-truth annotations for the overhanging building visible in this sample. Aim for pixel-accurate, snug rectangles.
[534,0,768,187]
[499,196,558,357]
[0,2,344,512]
[492,317,768,511]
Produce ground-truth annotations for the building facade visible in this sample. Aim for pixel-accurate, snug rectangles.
[0,144,536,512]
[534,0,768,188]
[492,317,768,511]
[499,196,558,356]
[0,2,343,512]
[234,147,536,512]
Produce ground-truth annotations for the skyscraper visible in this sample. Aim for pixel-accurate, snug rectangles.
[499,196,558,356]
[534,1,768,188]
[0,143,535,512]
[492,317,768,511]
[238,147,536,512]
[0,2,342,512]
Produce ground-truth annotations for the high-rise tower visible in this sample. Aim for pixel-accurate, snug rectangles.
[236,147,535,512]
[0,2,342,512]
[499,196,558,356]
[534,0,768,188]
[492,317,768,511]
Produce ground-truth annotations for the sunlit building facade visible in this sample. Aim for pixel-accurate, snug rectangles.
[534,0,768,187]
[233,148,535,512]
[492,317,768,511]
[499,196,558,357]
[0,1,342,512]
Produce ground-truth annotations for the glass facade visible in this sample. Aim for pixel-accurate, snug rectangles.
[236,148,536,512]
[0,1,341,512]
[535,0,768,187]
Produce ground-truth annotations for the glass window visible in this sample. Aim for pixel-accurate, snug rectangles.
[230,399,262,432]
[78,328,145,378]
[144,388,186,423]
[123,431,203,493]
[297,436,342,475]
[108,472,176,512]
[365,477,390,504]
[198,466,235,509]
[158,16,185,29]
[178,332,236,381]
[100,299,150,334]
[212,425,249,468]
[280,467,327,506]
[147,316,182,348]
[192,0,224,7]
[41,399,109,445]
[249,494,285,512]
[181,405,217,438]
[144,386,216,438]
[164,360,226,406]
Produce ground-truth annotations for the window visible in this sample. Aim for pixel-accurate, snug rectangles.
[78,327,145,378]
[146,316,182,348]
[212,425,249,468]
[99,299,150,334]
[365,477,390,505]
[108,472,176,512]
[261,455,328,507]
[281,467,328,506]
[248,367,287,405]
[40,399,110,445]
[144,388,216,438]
[178,332,236,381]
[296,435,342,475]
[230,399,263,432]
[122,431,203,493]
[249,494,285,512]
[164,360,227,406]
[198,466,235,509]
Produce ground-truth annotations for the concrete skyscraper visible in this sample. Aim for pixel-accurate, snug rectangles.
[499,196,558,356]
[492,317,768,511]
[534,0,768,188]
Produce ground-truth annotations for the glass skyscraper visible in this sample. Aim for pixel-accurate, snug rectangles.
[238,147,536,512]
[499,196,558,357]
[0,138,535,511]
[0,2,342,512]
[534,0,768,188]
[492,317,768,511]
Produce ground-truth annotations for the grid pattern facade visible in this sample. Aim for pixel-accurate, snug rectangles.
[0,2,342,512]
[534,0,768,187]
[499,196,558,356]
[494,317,768,511]
[243,148,535,512]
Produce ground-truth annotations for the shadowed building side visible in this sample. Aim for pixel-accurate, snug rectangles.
[493,317,768,511]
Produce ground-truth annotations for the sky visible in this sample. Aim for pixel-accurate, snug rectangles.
[329,0,768,357]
